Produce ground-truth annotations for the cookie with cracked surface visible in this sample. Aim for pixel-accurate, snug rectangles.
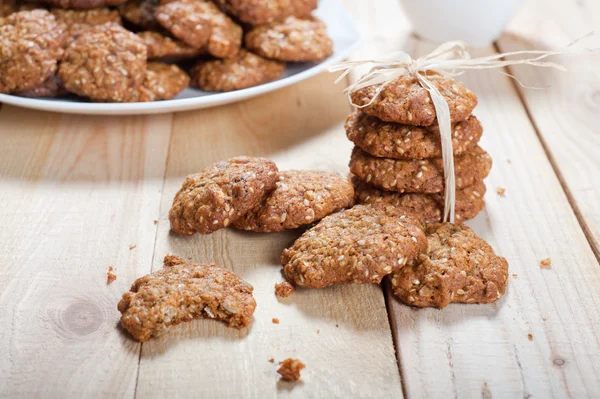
[119,0,159,30]
[118,254,256,341]
[169,156,279,235]
[203,0,242,58]
[281,204,427,289]
[390,223,508,308]
[15,74,68,98]
[245,15,332,62]
[191,50,284,92]
[212,0,317,25]
[51,8,122,41]
[59,23,147,102]
[234,170,354,233]
[131,62,189,102]
[155,0,212,48]
[349,146,492,194]
[352,176,486,224]
[0,10,66,94]
[346,111,483,159]
[40,0,126,9]
[350,72,478,126]
[138,30,204,61]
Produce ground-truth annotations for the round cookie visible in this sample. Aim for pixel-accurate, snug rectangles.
[132,62,190,102]
[352,176,486,224]
[349,146,492,193]
[390,223,508,308]
[234,170,354,232]
[245,15,332,62]
[190,50,284,92]
[350,72,478,126]
[281,204,427,289]
[59,23,147,102]
[119,0,159,30]
[345,111,483,159]
[138,31,204,61]
[40,0,127,9]
[203,1,242,59]
[0,10,66,94]
[155,0,213,49]
[51,8,122,41]
[212,0,317,25]
[15,75,68,98]
[169,156,280,235]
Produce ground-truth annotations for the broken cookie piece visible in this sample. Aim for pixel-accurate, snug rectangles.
[390,223,508,308]
[277,358,305,382]
[118,254,256,341]
[281,204,427,288]
[274,281,295,298]
[169,156,279,235]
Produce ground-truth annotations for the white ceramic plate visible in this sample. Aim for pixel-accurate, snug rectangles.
[0,0,360,115]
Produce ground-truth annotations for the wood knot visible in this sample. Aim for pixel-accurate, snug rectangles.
[54,300,104,337]
[553,358,566,366]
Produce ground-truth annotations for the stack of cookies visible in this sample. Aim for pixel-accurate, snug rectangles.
[345,72,492,225]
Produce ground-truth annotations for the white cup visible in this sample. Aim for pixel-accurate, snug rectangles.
[398,0,523,48]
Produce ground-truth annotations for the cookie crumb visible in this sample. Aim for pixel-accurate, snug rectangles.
[272,318,280,324]
[164,253,187,267]
[129,244,137,250]
[268,358,274,363]
[277,358,305,382]
[528,333,533,341]
[153,220,158,224]
[275,281,295,298]
[496,187,506,196]
[316,329,320,334]
[335,324,339,328]
[107,266,117,284]
[540,258,552,268]
[507,159,512,164]
[512,274,518,278]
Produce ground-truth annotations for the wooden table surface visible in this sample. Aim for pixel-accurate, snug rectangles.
[1,0,599,398]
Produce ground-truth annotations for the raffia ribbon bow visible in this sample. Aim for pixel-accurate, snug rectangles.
[329,39,594,223]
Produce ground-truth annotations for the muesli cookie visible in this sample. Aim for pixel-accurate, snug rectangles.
[59,23,147,102]
[281,204,427,288]
[118,254,256,341]
[203,0,242,58]
[132,62,189,102]
[155,0,212,48]
[390,223,508,308]
[51,8,122,40]
[191,50,284,92]
[350,72,478,126]
[234,170,354,233]
[0,10,66,94]
[345,112,483,159]
[40,0,127,9]
[349,146,492,193]
[245,15,332,62]
[15,75,67,98]
[353,176,486,224]
[212,0,317,25]
[138,30,204,60]
[119,0,159,30]
[169,156,279,235]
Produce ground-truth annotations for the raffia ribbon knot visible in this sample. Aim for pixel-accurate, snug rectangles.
[329,38,595,223]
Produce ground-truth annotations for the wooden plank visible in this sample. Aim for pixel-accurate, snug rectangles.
[496,0,600,257]
[340,0,600,397]
[133,72,404,398]
[0,106,172,397]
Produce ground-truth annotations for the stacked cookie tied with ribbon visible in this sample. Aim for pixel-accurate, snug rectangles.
[345,72,492,225]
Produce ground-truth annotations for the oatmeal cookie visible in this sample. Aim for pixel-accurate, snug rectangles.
[51,8,122,40]
[15,74,68,98]
[213,0,317,25]
[131,62,189,102]
[346,112,483,159]
[203,0,241,58]
[349,146,492,194]
[234,170,354,233]
[118,254,256,341]
[277,358,305,381]
[281,204,427,288]
[0,10,66,94]
[245,15,332,62]
[390,223,508,308]
[59,23,147,102]
[353,176,486,224]
[119,0,159,30]
[191,50,284,91]
[350,72,478,126]
[155,0,212,48]
[169,156,279,235]
[40,0,127,9]
[138,30,204,60]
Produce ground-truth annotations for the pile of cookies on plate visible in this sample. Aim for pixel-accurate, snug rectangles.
[0,0,333,101]
[346,72,492,225]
